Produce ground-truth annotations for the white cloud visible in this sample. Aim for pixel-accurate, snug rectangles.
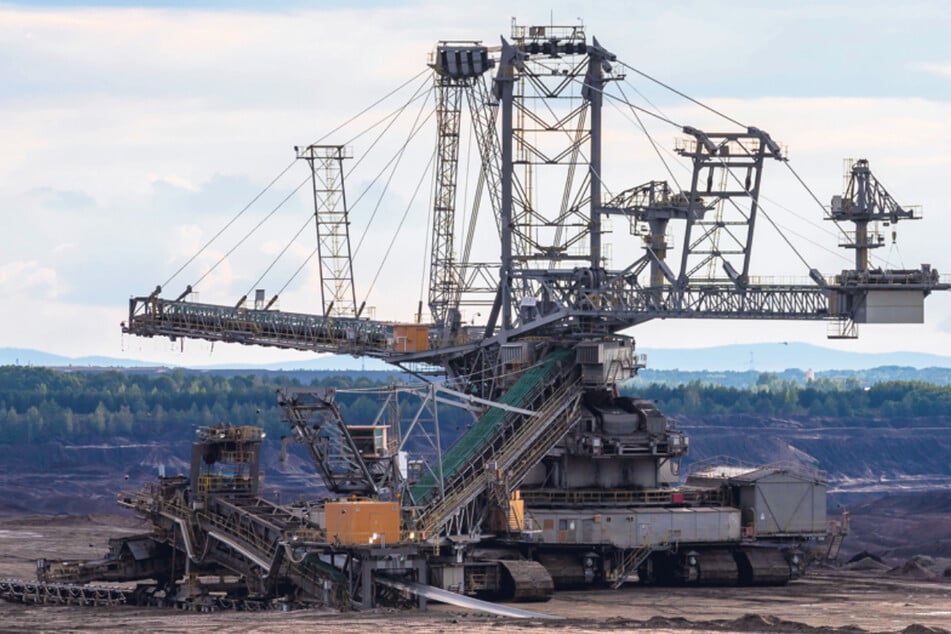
[2,2,951,365]
[0,260,62,299]
[912,62,951,79]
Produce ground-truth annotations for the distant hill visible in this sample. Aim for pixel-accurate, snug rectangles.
[198,356,393,372]
[0,347,157,368]
[638,342,951,372]
[4,341,951,373]
[0,347,390,372]
[634,365,951,388]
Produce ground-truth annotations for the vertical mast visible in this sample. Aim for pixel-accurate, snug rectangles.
[495,39,521,333]
[297,144,357,318]
[428,44,493,341]
[584,37,615,278]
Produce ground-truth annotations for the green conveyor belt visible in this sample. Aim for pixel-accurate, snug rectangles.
[410,348,572,504]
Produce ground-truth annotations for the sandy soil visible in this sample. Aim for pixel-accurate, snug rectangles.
[0,515,949,634]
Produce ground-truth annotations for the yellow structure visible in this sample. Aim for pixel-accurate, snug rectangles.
[324,501,401,545]
[390,323,430,352]
[488,491,525,532]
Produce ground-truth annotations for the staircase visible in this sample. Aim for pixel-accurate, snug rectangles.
[826,532,844,561]
[825,512,850,562]
[612,545,652,589]
[500,376,582,484]
[412,348,581,538]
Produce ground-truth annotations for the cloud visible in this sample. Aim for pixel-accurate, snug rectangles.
[0,260,62,299]
[28,187,96,209]
[912,62,951,79]
[3,2,951,365]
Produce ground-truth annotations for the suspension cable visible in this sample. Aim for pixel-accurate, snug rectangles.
[616,59,747,129]
[419,172,435,315]
[621,76,674,125]
[613,83,683,192]
[600,86,682,128]
[343,75,433,175]
[458,101,476,264]
[162,68,429,293]
[758,206,815,272]
[420,136,439,314]
[244,211,315,298]
[191,173,311,288]
[352,99,437,258]
[784,161,853,243]
[239,78,433,303]
[161,159,297,290]
[773,220,852,264]
[307,68,430,147]
[361,147,438,307]
[275,246,317,299]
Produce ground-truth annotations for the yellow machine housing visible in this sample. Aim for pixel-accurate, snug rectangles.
[324,500,400,545]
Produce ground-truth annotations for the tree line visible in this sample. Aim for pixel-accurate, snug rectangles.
[0,366,949,444]
[0,366,457,444]
[623,372,951,420]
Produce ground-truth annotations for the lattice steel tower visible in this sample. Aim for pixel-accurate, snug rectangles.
[297,144,358,318]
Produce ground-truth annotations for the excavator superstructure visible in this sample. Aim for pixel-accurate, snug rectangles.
[5,20,947,613]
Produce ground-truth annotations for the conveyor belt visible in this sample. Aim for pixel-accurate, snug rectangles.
[125,296,394,357]
[0,578,130,606]
[374,576,562,619]
[411,348,574,504]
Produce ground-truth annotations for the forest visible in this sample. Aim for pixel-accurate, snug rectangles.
[1,365,950,444]
[622,373,951,419]
[0,366,416,444]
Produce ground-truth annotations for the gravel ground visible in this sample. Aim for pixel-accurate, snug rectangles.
[1,515,949,634]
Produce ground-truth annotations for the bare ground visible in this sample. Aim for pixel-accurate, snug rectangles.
[0,515,949,634]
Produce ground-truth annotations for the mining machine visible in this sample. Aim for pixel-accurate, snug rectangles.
[8,20,948,613]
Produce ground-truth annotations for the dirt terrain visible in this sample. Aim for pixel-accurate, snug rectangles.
[1,515,949,634]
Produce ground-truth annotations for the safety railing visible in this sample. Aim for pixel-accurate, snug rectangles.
[519,486,725,508]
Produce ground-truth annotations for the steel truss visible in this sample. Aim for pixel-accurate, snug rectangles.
[297,144,358,318]
[278,387,400,496]
[116,25,951,556]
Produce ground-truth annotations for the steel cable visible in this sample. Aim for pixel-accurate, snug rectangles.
[164,68,429,293]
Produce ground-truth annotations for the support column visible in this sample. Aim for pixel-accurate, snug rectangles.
[589,71,603,274]
[494,39,520,332]
[648,217,670,287]
[584,37,615,282]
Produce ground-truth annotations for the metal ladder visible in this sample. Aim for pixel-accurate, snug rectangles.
[825,511,850,562]
[416,374,582,539]
[612,545,652,589]
[501,376,582,484]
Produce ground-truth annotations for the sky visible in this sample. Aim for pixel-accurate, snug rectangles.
[2,0,951,368]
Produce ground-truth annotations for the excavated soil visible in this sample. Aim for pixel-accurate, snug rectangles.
[1,515,949,634]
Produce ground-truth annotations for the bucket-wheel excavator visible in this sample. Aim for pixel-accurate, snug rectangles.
[6,20,947,613]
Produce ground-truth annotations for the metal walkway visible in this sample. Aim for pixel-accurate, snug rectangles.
[0,578,130,607]
[124,296,395,357]
[119,487,347,607]
[411,348,581,537]
[411,348,575,503]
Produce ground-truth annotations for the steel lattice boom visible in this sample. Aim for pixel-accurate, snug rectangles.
[38,19,951,617]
